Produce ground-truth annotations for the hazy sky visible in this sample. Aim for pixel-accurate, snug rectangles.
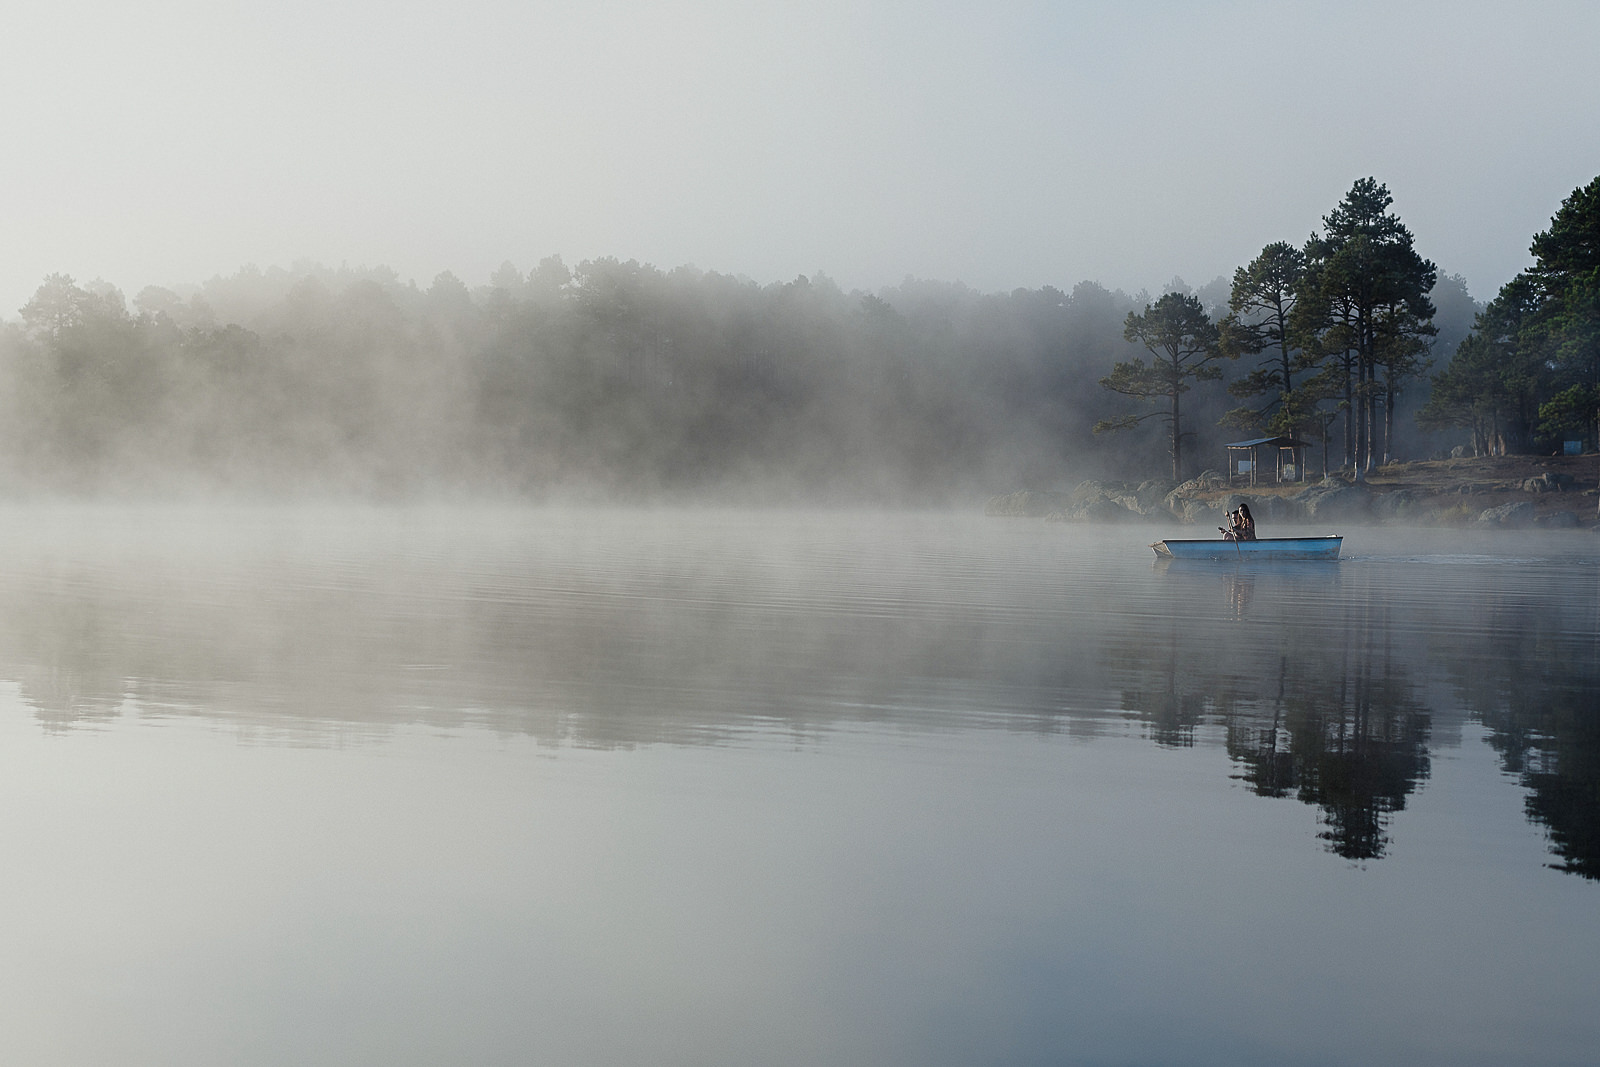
[4,0,1597,317]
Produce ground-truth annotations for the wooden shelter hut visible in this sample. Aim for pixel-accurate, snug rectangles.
[1225,437,1309,486]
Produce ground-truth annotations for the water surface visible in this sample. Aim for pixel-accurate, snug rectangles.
[1,507,1595,1065]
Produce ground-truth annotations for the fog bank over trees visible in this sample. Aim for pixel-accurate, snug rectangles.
[0,262,1166,501]
[0,209,1490,503]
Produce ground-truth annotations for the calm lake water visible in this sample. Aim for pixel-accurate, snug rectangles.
[1,506,1596,1066]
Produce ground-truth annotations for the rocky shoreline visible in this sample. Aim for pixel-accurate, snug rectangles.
[986,456,1600,530]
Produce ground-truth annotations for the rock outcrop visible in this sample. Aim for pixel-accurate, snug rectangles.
[1294,482,1374,520]
[1537,510,1582,529]
[1371,489,1421,521]
[987,457,1596,529]
[1523,472,1575,493]
[1473,501,1536,527]
[984,490,1071,518]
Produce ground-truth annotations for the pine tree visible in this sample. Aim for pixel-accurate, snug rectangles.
[1292,179,1437,472]
[1095,292,1231,480]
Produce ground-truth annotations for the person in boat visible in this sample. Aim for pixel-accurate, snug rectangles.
[1220,502,1256,541]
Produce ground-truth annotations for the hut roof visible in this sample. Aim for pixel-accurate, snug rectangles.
[1225,436,1310,449]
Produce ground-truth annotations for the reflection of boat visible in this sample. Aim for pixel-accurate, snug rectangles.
[1151,536,1342,561]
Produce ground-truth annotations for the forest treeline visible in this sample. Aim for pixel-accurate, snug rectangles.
[1099,178,1445,480]
[1092,175,1598,481]
[1419,175,1600,457]
[6,174,1591,501]
[0,263,1162,500]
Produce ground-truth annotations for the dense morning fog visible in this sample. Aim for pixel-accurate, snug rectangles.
[0,257,1493,500]
[3,1,1598,499]
[6,8,1600,1063]
[0,263,1131,500]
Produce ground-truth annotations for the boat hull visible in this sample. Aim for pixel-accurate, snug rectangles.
[1151,536,1342,561]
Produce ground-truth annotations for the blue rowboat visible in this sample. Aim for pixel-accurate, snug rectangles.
[1151,535,1342,561]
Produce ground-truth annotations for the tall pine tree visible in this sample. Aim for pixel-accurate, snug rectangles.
[1095,292,1231,480]
[1292,179,1437,472]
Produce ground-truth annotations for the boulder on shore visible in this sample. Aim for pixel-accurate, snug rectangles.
[1371,489,1420,520]
[1253,494,1306,523]
[1068,480,1112,504]
[985,490,1071,518]
[1163,472,1228,520]
[1179,499,1221,526]
[1473,501,1536,528]
[1074,497,1141,523]
[1294,482,1374,520]
[1057,479,1152,521]
[1135,479,1177,512]
[1537,510,1581,529]
[1523,472,1575,493]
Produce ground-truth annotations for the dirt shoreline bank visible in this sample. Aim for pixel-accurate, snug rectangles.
[988,455,1600,530]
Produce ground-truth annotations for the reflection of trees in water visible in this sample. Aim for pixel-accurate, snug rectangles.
[1437,597,1600,879]
[0,537,1113,748]
[1516,706,1600,879]
[1272,664,1429,862]
[1110,572,1431,860]
[1111,631,1208,748]
[15,594,130,732]
[1226,659,1294,798]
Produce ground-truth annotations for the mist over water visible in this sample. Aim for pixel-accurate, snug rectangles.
[6,261,1491,504]
[1,506,1596,1065]
[0,266,1161,503]
[8,4,1599,1059]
